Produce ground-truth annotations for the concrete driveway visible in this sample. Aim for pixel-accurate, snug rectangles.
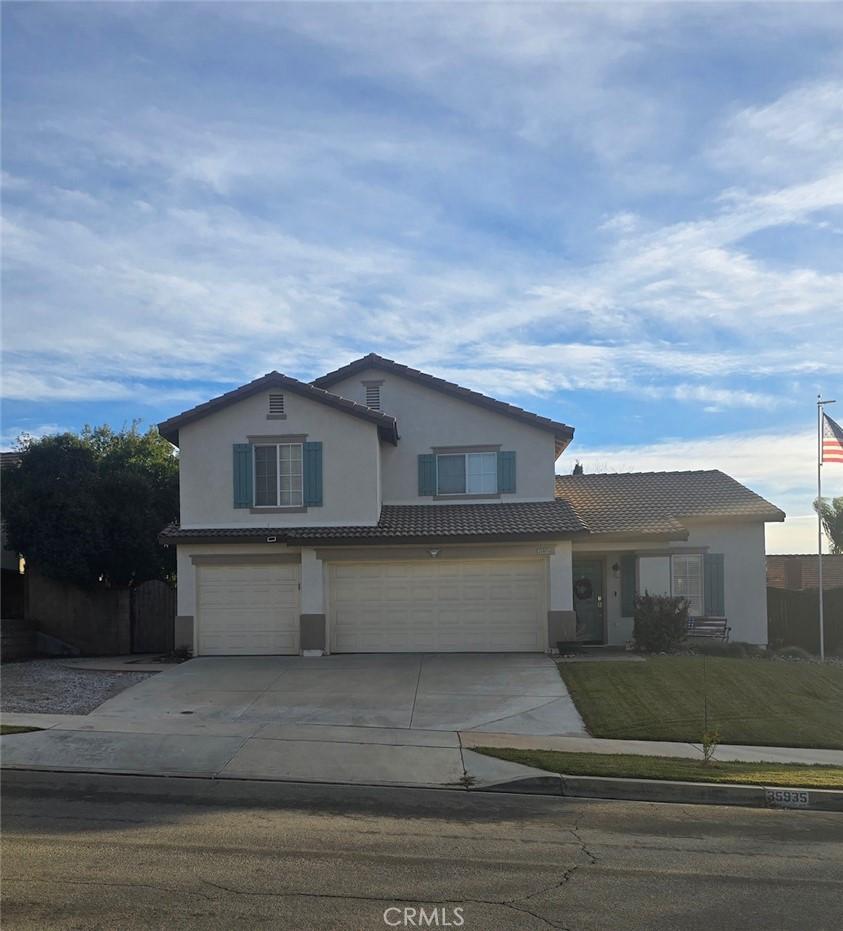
[1,654,585,788]
[92,653,586,735]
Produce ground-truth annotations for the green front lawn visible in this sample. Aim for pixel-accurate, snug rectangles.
[559,656,843,750]
[475,747,843,789]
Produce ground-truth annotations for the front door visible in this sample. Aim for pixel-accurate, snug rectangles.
[572,560,604,643]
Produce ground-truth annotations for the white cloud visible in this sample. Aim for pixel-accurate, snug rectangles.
[710,81,843,181]
[2,1,842,457]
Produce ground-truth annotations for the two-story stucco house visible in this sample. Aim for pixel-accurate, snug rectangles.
[158,354,785,656]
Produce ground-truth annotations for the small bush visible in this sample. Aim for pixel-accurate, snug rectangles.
[702,728,720,766]
[633,593,689,653]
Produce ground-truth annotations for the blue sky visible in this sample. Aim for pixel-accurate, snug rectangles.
[2,2,842,551]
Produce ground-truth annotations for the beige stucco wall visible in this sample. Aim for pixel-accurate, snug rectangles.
[574,520,769,645]
[684,521,769,645]
[178,389,382,527]
[327,368,559,503]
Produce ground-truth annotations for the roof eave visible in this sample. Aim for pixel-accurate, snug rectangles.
[678,510,786,525]
[574,528,690,544]
[159,528,589,546]
[157,371,397,449]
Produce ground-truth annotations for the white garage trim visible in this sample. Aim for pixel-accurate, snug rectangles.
[196,562,300,655]
[328,558,546,653]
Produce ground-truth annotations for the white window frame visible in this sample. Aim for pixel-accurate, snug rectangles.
[671,554,704,617]
[436,451,497,496]
[252,442,303,508]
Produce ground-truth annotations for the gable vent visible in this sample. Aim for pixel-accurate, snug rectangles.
[268,393,285,416]
[364,384,381,410]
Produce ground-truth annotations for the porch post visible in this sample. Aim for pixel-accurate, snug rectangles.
[299,548,326,654]
[547,542,576,650]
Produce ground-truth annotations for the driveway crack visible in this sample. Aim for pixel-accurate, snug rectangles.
[407,654,425,729]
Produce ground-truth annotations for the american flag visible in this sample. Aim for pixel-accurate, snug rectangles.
[823,413,843,464]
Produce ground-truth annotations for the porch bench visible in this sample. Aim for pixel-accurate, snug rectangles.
[687,617,730,641]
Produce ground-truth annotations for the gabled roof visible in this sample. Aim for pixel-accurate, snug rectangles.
[313,353,574,455]
[554,469,785,538]
[159,500,587,545]
[158,371,399,447]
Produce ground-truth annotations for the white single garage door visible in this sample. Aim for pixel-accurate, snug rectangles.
[197,563,300,655]
[329,559,545,653]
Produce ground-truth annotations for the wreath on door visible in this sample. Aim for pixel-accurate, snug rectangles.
[574,577,593,600]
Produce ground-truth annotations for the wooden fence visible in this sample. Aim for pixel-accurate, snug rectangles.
[130,579,175,653]
[767,587,843,656]
[26,571,175,656]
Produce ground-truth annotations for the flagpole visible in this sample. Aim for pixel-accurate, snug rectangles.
[817,396,824,662]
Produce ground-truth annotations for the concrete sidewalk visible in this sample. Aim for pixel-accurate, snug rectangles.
[3,712,842,791]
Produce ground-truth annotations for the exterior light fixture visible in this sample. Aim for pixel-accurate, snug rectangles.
[266,536,277,543]
[428,548,441,558]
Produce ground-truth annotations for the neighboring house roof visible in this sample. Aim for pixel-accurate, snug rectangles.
[159,500,588,546]
[312,353,574,455]
[0,452,22,469]
[767,554,843,591]
[554,469,785,538]
[157,371,399,446]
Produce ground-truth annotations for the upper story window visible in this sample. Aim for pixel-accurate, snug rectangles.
[671,554,704,616]
[268,393,286,417]
[363,382,381,410]
[437,452,497,495]
[253,443,302,507]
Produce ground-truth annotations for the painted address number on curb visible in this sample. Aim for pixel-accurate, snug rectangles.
[765,788,810,808]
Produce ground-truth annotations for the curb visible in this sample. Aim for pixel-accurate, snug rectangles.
[475,772,843,810]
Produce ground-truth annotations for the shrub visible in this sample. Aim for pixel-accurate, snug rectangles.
[633,593,689,653]
[702,728,720,766]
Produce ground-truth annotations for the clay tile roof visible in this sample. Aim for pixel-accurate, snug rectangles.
[312,353,574,454]
[158,500,587,546]
[157,371,398,446]
[554,469,785,537]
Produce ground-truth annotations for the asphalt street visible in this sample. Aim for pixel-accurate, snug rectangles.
[2,770,842,930]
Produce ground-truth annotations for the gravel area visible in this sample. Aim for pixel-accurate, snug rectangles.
[0,659,153,714]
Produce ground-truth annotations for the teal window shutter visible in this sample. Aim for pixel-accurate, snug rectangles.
[621,554,636,617]
[704,553,725,616]
[497,451,516,493]
[233,443,253,508]
[418,454,435,496]
[303,442,323,506]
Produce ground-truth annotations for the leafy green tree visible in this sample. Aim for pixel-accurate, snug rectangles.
[814,496,843,555]
[3,423,178,586]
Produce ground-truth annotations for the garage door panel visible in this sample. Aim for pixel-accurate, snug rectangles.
[330,559,545,653]
[198,563,300,656]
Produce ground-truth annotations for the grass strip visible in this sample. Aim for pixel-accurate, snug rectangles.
[474,747,843,789]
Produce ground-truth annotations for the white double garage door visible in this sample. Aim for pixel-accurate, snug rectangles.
[196,558,547,655]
